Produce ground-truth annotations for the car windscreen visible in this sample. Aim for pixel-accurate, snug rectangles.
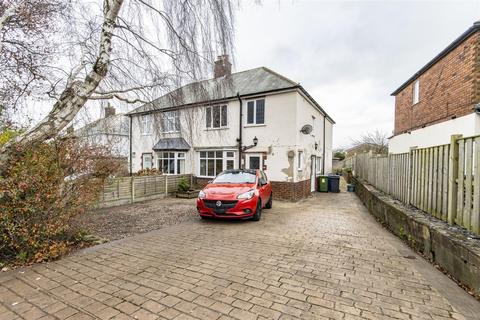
[213,171,256,184]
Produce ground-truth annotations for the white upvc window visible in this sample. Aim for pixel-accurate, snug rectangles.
[157,152,185,174]
[413,79,420,105]
[206,105,227,128]
[246,99,265,125]
[161,111,180,133]
[142,153,153,169]
[297,150,303,170]
[198,150,236,177]
[141,114,152,135]
[316,156,322,174]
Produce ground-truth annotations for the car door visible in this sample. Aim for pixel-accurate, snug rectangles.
[258,171,270,203]
[262,171,272,200]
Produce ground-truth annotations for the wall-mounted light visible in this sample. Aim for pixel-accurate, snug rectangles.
[241,136,258,151]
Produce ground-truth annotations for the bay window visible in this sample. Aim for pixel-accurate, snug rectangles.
[199,150,236,177]
[158,152,185,174]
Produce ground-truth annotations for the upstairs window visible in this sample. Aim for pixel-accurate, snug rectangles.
[247,99,265,124]
[141,115,152,135]
[206,105,227,128]
[413,80,420,105]
[161,111,180,133]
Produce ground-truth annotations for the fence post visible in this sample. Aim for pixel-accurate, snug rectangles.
[131,176,135,204]
[447,134,462,224]
[165,174,168,196]
[407,147,416,205]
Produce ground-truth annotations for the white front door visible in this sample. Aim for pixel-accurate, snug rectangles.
[246,153,262,170]
[310,156,316,192]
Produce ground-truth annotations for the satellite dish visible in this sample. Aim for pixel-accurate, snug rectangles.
[300,124,313,135]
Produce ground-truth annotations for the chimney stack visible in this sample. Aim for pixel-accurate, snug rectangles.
[104,104,116,118]
[214,55,232,78]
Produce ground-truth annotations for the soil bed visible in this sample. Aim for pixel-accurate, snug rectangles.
[74,197,198,240]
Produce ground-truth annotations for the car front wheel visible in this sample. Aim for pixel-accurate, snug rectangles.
[252,200,262,221]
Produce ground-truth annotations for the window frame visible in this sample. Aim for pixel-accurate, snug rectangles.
[297,151,303,171]
[197,150,236,178]
[140,114,152,135]
[246,99,266,125]
[142,153,153,170]
[206,105,228,129]
[316,156,322,174]
[412,79,420,105]
[157,151,185,175]
[161,111,180,133]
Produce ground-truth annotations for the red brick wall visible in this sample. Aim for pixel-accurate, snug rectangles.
[194,176,313,201]
[270,179,312,201]
[193,177,211,189]
[394,32,480,135]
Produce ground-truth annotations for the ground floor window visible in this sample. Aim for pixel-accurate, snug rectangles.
[316,156,323,174]
[198,150,236,177]
[142,153,152,169]
[158,151,185,174]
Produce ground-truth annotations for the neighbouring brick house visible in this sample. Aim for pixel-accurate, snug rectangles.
[389,21,480,153]
[127,56,334,200]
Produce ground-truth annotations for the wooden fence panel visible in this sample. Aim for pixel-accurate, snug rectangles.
[97,174,192,208]
[472,137,480,234]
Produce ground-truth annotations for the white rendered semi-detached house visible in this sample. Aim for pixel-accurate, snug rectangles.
[127,56,335,200]
[74,105,130,159]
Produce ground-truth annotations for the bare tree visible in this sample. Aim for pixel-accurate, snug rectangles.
[350,129,389,154]
[0,0,236,174]
[0,0,68,122]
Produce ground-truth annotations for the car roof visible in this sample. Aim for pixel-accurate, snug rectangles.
[222,169,259,175]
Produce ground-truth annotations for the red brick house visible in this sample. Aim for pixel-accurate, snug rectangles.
[389,21,480,153]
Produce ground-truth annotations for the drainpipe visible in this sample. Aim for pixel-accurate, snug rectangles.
[322,115,326,174]
[237,93,243,169]
[129,115,133,176]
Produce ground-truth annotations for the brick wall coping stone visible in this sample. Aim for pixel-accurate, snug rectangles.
[353,177,480,299]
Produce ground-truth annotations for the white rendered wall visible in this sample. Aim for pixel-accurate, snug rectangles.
[130,90,334,183]
[389,113,480,154]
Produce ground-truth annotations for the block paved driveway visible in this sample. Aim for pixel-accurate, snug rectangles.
[1,192,480,320]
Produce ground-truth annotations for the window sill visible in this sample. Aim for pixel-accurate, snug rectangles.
[196,175,214,179]
[141,133,152,136]
[204,127,229,131]
[162,131,180,134]
[244,124,266,128]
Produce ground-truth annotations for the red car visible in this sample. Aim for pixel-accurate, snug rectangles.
[196,169,273,221]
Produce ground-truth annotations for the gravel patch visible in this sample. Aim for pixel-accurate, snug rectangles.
[75,197,199,240]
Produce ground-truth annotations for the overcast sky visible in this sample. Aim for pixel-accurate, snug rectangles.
[233,0,480,148]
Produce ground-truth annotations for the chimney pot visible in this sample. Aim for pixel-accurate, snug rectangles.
[105,105,116,117]
[214,55,232,78]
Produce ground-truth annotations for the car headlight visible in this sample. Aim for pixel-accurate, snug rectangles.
[237,189,255,200]
[198,190,206,199]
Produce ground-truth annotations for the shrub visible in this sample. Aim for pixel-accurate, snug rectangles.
[177,177,190,192]
[137,168,159,176]
[0,137,120,265]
